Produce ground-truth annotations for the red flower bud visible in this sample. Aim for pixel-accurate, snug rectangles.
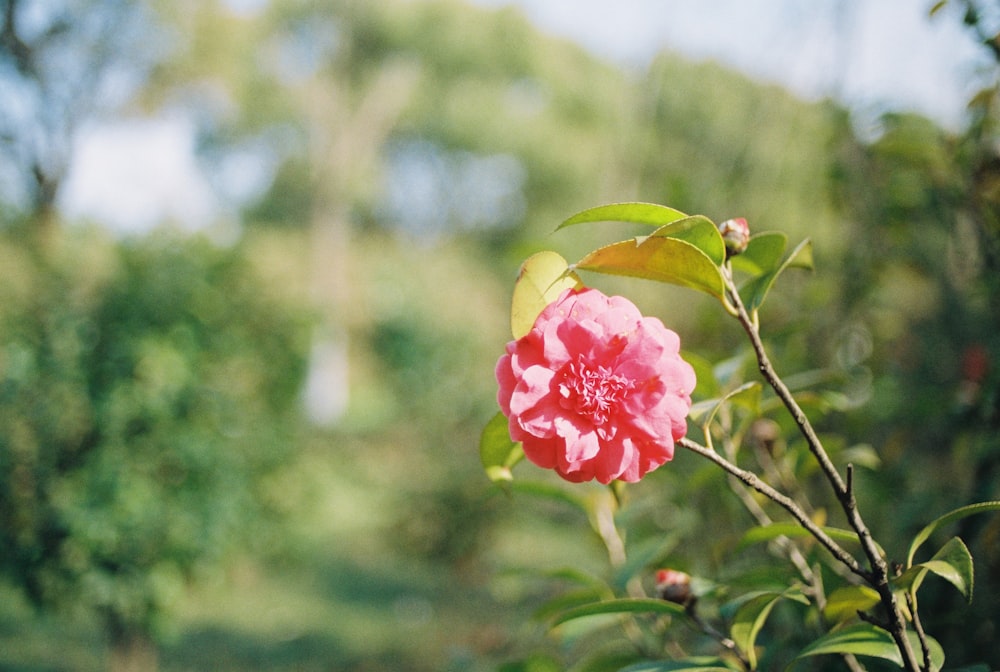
[718,217,750,257]
[655,568,694,606]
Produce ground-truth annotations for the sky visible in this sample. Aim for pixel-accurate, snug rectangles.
[468,0,988,129]
[59,0,993,231]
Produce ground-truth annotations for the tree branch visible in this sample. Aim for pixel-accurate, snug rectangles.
[678,436,866,578]
[721,266,921,671]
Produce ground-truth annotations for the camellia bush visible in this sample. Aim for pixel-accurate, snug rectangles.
[480,203,1000,672]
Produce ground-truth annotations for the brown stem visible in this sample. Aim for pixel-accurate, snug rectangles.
[678,437,865,578]
[721,268,920,671]
[906,591,933,671]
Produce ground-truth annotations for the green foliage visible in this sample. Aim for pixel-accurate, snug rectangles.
[0,227,311,639]
[549,598,686,627]
[481,411,523,483]
[487,196,1000,671]
[794,623,945,671]
[1,0,998,670]
[729,589,807,670]
[509,251,583,339]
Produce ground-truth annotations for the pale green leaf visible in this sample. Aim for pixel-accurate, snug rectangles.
[729,232,787,275]
[822,585,880,623]
[690,381,761,428]
[510,251,583,339]
[650,215,726,266]
[480,411,523,483]
[575,237,725,299]
[551,598,686,627]
[558,202,689,231]
[906,500,1000,567]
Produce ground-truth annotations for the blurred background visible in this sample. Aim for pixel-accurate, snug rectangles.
[0,0,998,670]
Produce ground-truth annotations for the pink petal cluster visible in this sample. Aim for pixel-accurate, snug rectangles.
[496,287,696,484]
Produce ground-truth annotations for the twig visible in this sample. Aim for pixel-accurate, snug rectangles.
[721,267,921,672]
[678,436,865,578]
[906,591,932,671]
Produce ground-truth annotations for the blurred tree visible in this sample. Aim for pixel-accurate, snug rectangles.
[0,227,311,671]
[0,0,155,222]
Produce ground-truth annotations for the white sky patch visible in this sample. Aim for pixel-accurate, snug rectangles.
[56,1,991,232]
[469,0,989,130]
[59,116,218,232]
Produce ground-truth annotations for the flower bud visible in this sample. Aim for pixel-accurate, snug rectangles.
[718,217,750,257]
[655,568,694,606]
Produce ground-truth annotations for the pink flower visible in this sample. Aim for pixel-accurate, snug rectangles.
[495,287,696,484]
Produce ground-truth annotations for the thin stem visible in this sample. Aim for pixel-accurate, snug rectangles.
[684,603,749,670]
[721,267,920,672]
[678,437,865,577]
[906,591,932,671]
[717,435,866,672]
[718,425,823,596]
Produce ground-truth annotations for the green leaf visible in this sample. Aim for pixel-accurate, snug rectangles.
[618,659,734,672]
[542,566,612,592]
[574,237,725,299]
[690,381,761,428]
[906,500,1000,567]
[573,650,647,672]
[558,202,689,231]
[497,653,563,672]
[510,250,583,339]
[480,411,523,483]
[822,585,881,623]
[729,232,787,275]
[731,589,808,670]
[738,238,813,312]
[650,215,726,266]
[794,623,944,670]
[896,536,975,603]
[534,587,610,621]
[737,522,883,557]
[551,598,686,627]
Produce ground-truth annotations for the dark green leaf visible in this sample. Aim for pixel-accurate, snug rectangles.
[729,232,787,275]
[731,589,808,669]
[618,659,734,672]
[572,650,646,672]
[534,587,610,621]
[739,238,813,313]
[737,522,882,557]
[896,536,974,603]
[551,598,686,627]
[906,500,1000,567]
[574,237,725,299]
[510,250,583,339]
[497,653,563,672]
[558,202,689,231]
[480,411,523,483]
[795,623,944,670]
